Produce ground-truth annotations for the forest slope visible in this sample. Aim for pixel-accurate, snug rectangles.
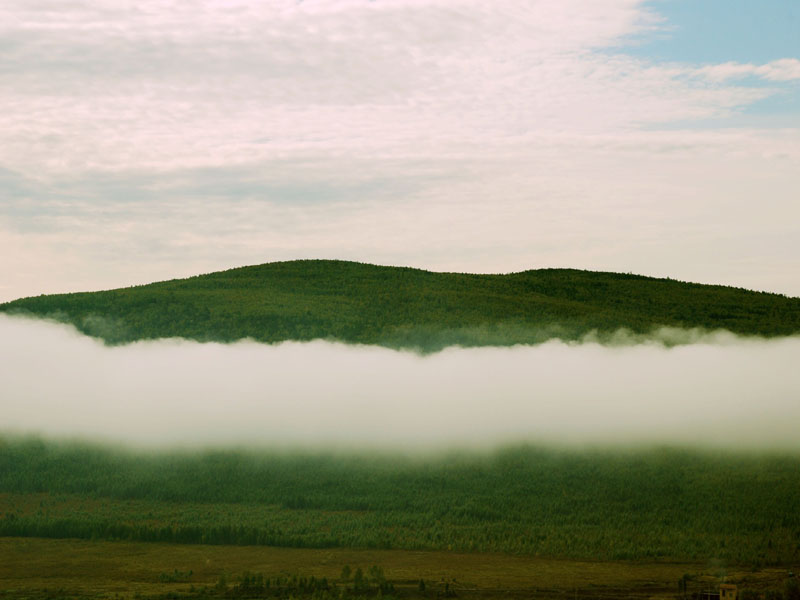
[1,260,798,350]
[2,439,799,564]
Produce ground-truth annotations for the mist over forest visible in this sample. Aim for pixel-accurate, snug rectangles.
[3,314,798,451]
[3,1,799,596]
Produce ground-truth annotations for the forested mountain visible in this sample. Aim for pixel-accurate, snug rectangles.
[1,260,798,350]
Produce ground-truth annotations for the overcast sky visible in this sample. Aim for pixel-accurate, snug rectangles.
[1,0,798,302]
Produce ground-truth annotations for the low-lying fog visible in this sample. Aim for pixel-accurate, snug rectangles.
[2,314,799,450]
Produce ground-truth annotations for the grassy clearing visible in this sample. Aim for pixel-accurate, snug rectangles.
[2,537,797,600]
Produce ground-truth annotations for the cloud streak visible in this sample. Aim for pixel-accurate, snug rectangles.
[2,315,799,451]
[696,58,800,82]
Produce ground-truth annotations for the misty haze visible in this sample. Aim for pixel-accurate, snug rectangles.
[3,314,799,450]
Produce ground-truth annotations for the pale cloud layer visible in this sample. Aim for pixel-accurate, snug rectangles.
[3,315,800,449]
[696,59,800,82]
[0,0,778,172]
[0,1,798,301]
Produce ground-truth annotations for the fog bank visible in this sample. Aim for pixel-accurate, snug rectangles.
[2,314,799,450]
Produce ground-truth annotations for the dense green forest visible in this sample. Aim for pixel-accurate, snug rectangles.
[2,438,799,565]
[1,260,798,351]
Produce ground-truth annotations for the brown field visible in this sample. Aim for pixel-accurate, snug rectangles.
[1,537,796,600]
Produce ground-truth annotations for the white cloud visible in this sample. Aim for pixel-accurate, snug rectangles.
[0,0,783,175]
[697,58,800,82]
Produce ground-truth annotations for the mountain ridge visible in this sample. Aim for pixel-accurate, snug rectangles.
[2,259,798,351]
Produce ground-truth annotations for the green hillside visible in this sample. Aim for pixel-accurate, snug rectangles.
[1,260,798,350]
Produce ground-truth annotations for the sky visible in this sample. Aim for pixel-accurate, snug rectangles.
[1,0,798,302]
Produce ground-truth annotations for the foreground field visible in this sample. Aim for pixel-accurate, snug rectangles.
[2,537,797,600]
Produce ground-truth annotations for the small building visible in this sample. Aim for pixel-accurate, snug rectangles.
[701,584,737,600]
[720,583,738,600]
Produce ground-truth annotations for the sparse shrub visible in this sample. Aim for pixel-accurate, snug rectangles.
[766,590,784,600]
[215,574,227,591]
[785,579,800,600]
[353,568,365,591]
